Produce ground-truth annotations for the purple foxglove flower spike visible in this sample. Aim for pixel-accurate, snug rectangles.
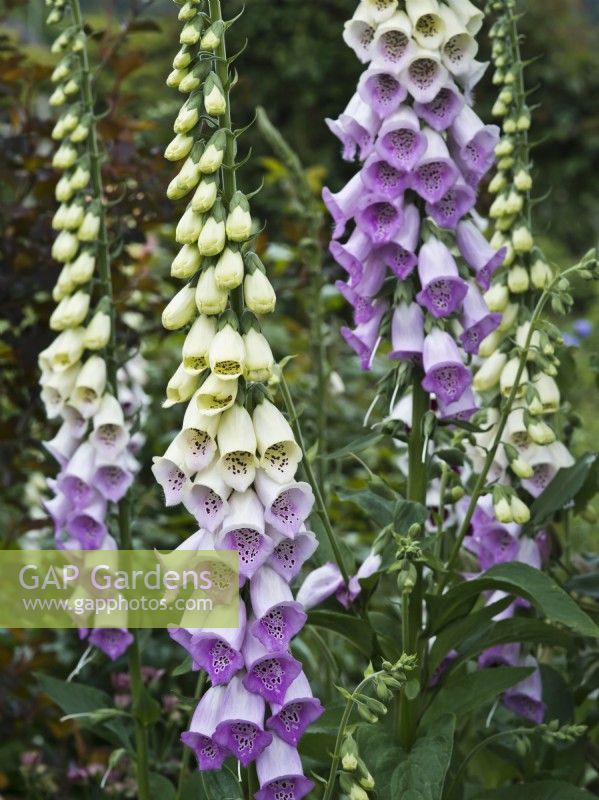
[88,628,133,662]
[255,735,314,800]
[437,385,478,422]
[322,173,365,240]
[242,629,302,705]
[401,50,448,103]
[343,8,377,64]
[411,128,459,202]
[335,251,387,323]
[326,93,380,163]
[182,467,231,531]
[459,284,501,354]
[421,328,472,404]
[254,471,315,538]
[413,82,465,131]
[503,656,546,725]
[57,441,97,510]
[376,107,427,171]
[190,602,247,685]
[425,179,476,229]
[212,674,273,766]
[295,562,344,611]
[217,489,273,579]
[389,302,425,363]
[456,219,506,290]
[449,105,500,183]
[329,228,371,282]
[372,12,414,69]
[361,154,410,200]
[91,394,129,460]
[266,671,324,747]
[355,194,404,244]
[181,685,228,771]
[464,521,519,570]
[44,490,71,530]
[250,566,307,652]
[266,526,318,582]
[357,67,407,118]
[341,298,388,370]
[62,403,88,438]
[428,649,458,687]
[416,238,468,318]
[174,402,219,473]
[521,442,574,498]
[379,203,420,279]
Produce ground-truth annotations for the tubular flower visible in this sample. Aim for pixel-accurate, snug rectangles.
[158,2,321,790]
[41,1,149,661]
[324,0,505,424]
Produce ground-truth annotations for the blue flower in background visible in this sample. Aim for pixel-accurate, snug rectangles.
[563,332,580,347]
[573,318,593,338]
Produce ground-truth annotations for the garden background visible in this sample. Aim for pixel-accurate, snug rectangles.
[1,0,599,796]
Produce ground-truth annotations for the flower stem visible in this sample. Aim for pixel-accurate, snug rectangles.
[68,3,149,796]
[280,374,350,584]
[396,376,428,748]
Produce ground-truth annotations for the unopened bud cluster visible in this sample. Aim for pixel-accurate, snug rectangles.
[40,0,147,661]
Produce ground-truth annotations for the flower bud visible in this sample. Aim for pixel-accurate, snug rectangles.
[162,285,197,330]
[78,209,101,242]
[83,311,111,349]
[342,754,358,771]
[512,226,533,253]
[171,244,202,279]
[494,495,513,523]
[215,247,244,290]
[195,265,228,315]
[244,255,276,315]
[507,265,529,293]
[165,132,194,161]
[174,102,200,134]
[55,174,74,202]
[164,364,199,408]
[531,258,553,289]
[191,174,219,213]
[510,495,530,524]
[51,290,90,330]
[226,191,252,242]
[531,373,560,414]
[70,120,90,143]
[173,46,192,69]
[52,203,69,230]
[488,172,507,194]
[473,351,507,392]
[203,72,227,116]
[69,250,96,284]
[69,164,90,191]
[198,130,226,173]
[495,138,514,157]
[175,207,204,245]
[197,201,226,256]
[53,264,75,301]
[478,329,504,357]
[243,328,274,382]
[514,169,532,191]
[484,284,509,312]
[51,59,71,83]
[52,142,78,169]
[52,230,79,263]
[63,203,85,230]
[168,156,202,198]
[166,68,186,88]
[200,20,225,50]
[49,86,66,107]
[500,357,528,398]
[528,419,556,445]
[180,16,202,46]
[182,315,217,373]
[178,1,197,21]
[509,453,534,479]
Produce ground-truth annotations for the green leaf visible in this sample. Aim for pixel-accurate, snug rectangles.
[474,780,596,799]
[148,774,176,800]
[530,453,597,527]
[134,685,162,726]
[421,667,533,727]
[172,654,194,676]
[390,714,455,800]
[324,431,385,460]
[428,562,599,639]
[200,769,243,799]
[306,610,373,656]
[566,569,599,599]
[335,487,395,528]
[454,618,574,667]
[357,727,402,800]
[394,499,429,531]
[35,674,131,749]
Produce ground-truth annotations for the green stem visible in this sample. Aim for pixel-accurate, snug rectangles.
[68,4,149,797]
[176,671,206,799]
[280,375,350,584]
[322,672,381,800]
[397,377,428,748]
